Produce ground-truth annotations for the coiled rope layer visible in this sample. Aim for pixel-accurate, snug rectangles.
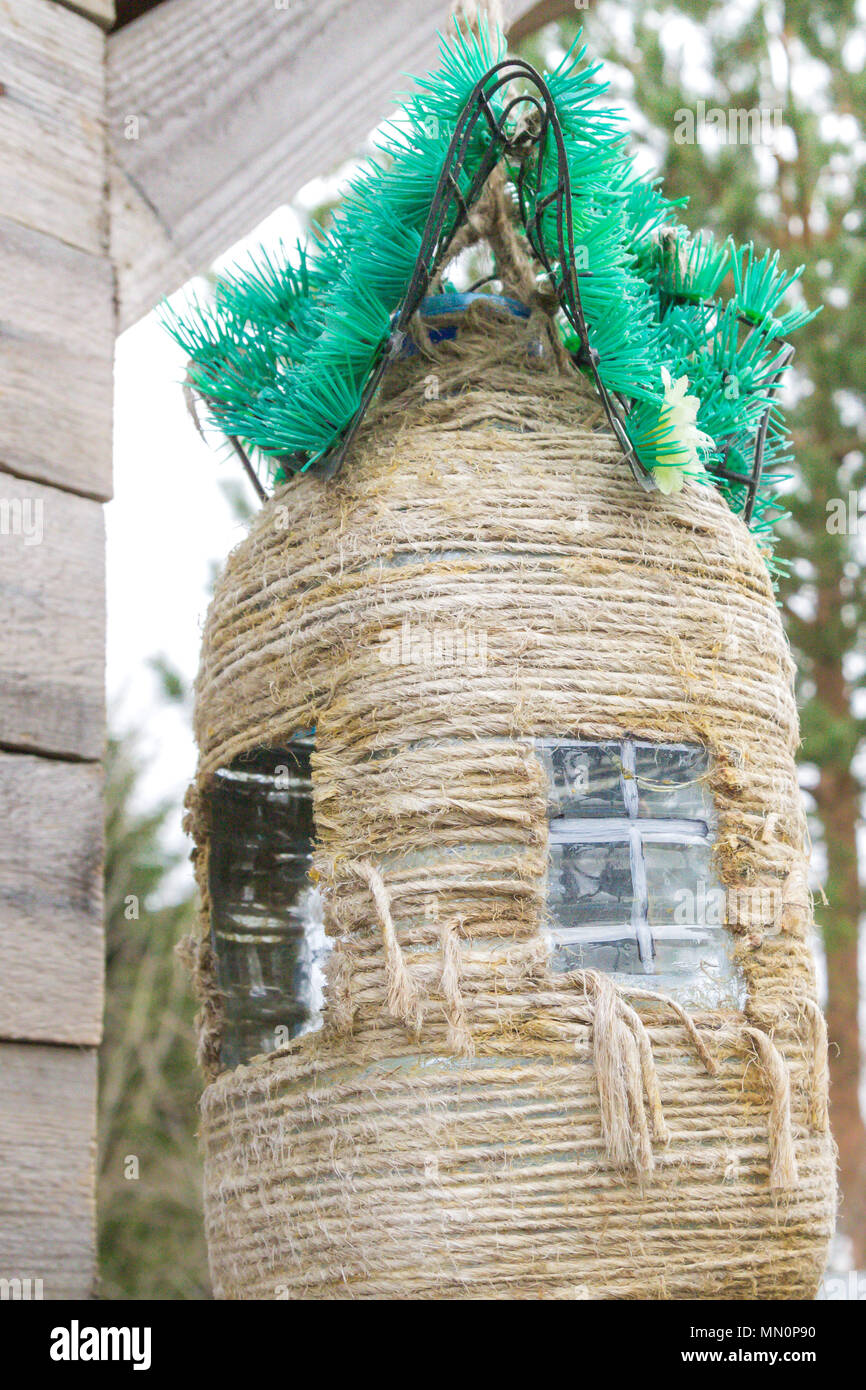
[188,305,835,1298]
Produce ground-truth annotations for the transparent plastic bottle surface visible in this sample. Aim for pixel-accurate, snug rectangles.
[207,738,329,1069]
[538,738,745,1010]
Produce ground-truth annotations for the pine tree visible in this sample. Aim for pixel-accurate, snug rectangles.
[100,485,258,1297]
[99,719,210,1298]
[518,0,866,1261]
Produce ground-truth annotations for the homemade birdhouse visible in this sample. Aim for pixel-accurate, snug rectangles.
[172,23,836,1299]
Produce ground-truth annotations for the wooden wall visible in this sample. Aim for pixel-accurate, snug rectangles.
[106,0,540,330]
[0,0,114,1298]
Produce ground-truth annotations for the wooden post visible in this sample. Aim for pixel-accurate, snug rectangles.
[0,0,114,1298]
[106,0,540,329]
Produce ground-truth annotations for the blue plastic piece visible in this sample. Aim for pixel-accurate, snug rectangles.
[398,292,530,355]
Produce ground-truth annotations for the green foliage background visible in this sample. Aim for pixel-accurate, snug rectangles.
[98,721,209,1298]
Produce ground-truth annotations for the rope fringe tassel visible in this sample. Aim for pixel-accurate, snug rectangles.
[801,998,831,1134]
[439,920,475,1057]
[743,1027,798,1189]
[352,860,423,1034]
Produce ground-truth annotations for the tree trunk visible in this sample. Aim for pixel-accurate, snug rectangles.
[813,638,866,1265]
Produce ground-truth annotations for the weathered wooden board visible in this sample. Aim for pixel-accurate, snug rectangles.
[0,752,103,1045]
[0,0,106,256]
[0,217,114,500]
[53,0,115,29]
[0,0,108,1304]
[107,0,539,328]
[109,158,194,333]
[0,472,105,761]
[0,1042,96,1298]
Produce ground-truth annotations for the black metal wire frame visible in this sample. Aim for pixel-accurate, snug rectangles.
[227,433,268,504]
[310,56,653,488]
[227,56,790,524]
[708,342,794,523]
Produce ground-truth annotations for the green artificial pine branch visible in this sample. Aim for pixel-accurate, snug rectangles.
[163,19,818,565]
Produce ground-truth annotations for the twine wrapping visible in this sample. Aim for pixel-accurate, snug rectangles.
[439,919,475,1057]
[188,305,836,1298]
[350,859,423,1034]
[742,1027,798,1190]
[801,998,831,1135]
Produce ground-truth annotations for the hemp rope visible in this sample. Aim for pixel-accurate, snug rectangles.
[439,919,475,1057]
[582,969,666,1174]
[350,859,423,1034]
[741,1027,798,1189]
[332,847,802,1185]
[188,298,836,1298]
[801,997,831,1135]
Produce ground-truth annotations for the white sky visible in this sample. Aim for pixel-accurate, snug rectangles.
[107,206,306,872]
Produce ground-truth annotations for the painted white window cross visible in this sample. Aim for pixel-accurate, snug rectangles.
[537,739,745,1010]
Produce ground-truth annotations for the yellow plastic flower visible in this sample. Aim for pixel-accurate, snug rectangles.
[652,367,715,494]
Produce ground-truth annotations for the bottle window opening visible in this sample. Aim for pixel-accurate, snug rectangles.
[207,735,328,1069]
[537,738,744,1010]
